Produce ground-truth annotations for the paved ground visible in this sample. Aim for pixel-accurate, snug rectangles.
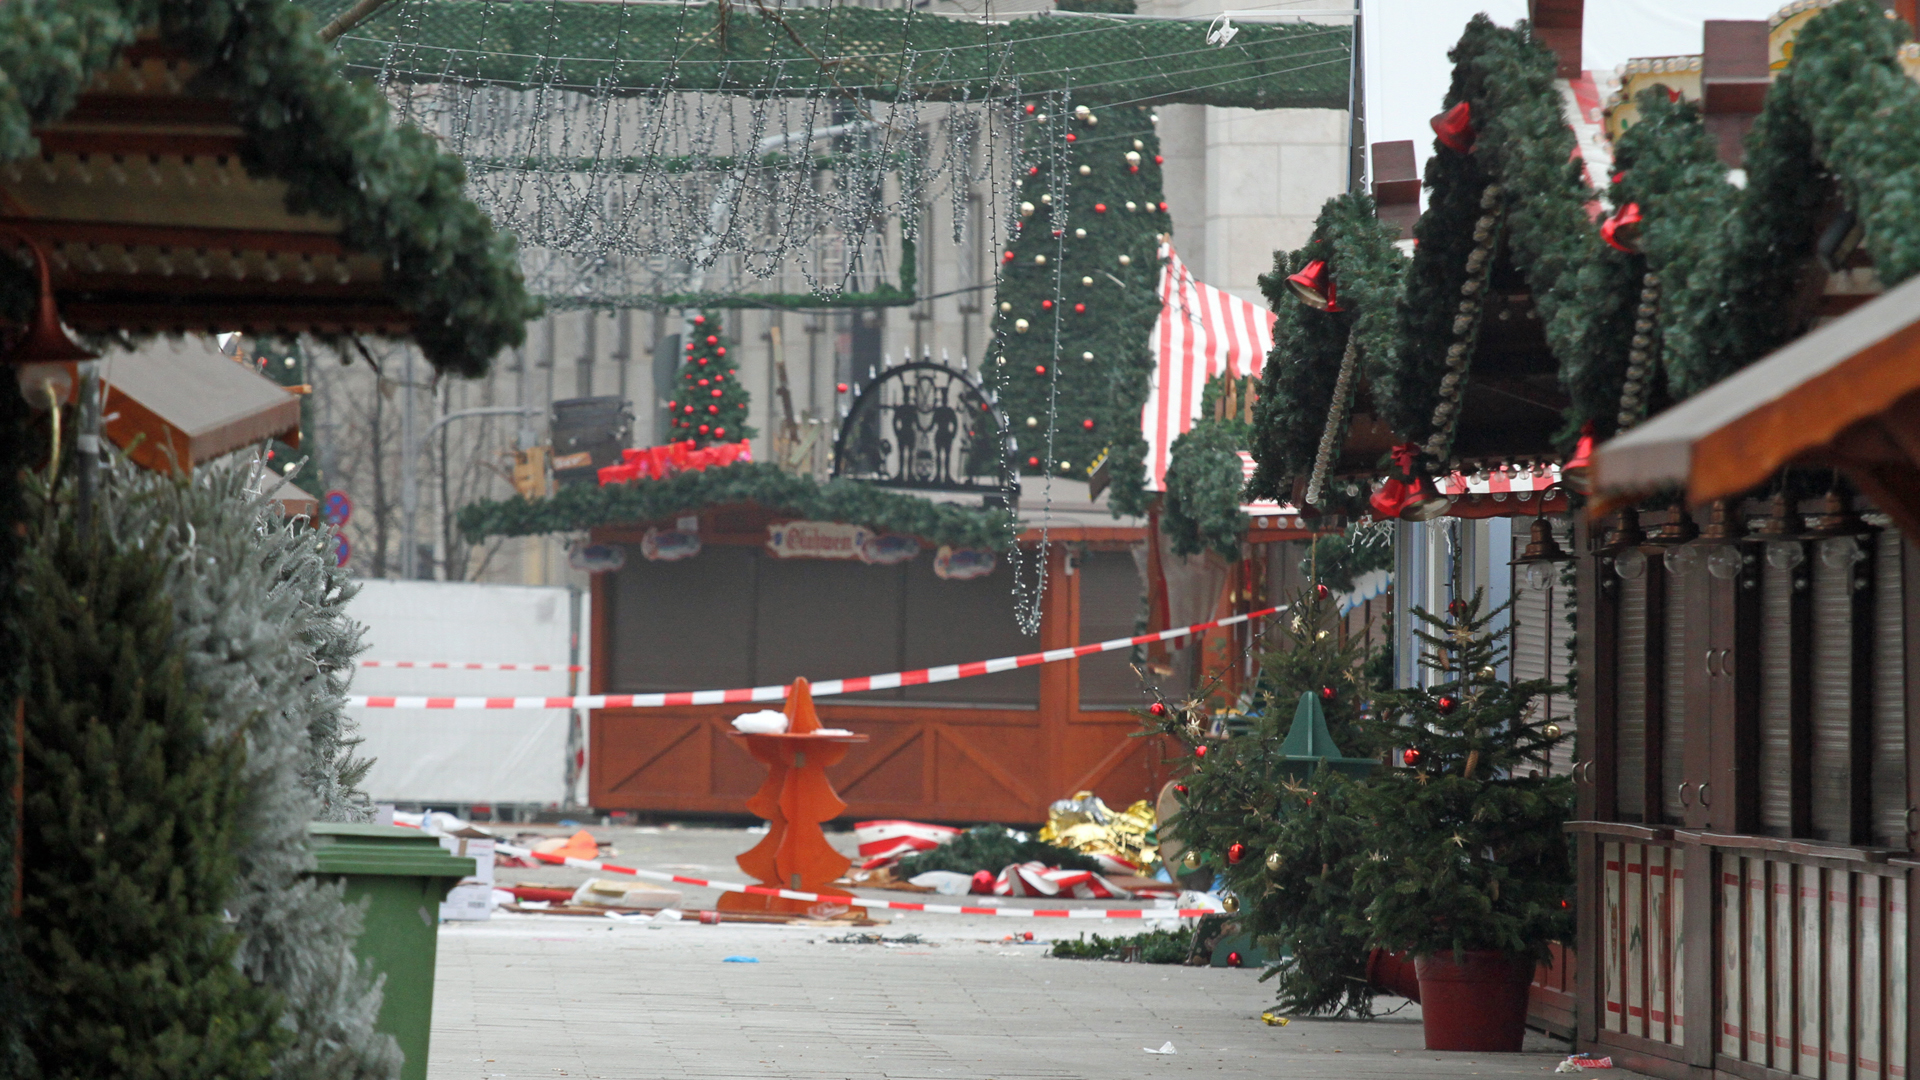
[429,825,1587,1080]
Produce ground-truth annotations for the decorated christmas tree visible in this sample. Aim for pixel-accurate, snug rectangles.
[1152,586,1386,1015]
[668,312,755,447]
[989,70,1166,516]
[1348,592,1573,962]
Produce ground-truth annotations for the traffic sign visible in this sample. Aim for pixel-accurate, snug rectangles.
[332,532,352,568]
[322,490,353,528]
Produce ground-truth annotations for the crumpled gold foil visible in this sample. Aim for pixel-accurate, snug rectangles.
[1038,791,1160,872]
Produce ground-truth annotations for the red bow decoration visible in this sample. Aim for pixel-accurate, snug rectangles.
[1430,101,1475,153]
[1600,202,1643,253]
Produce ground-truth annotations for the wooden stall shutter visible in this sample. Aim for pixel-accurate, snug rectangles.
[1617,573,1649,819]
[1811,545,1855,842]
[1871,529,1906,847]
[1759,557,1795,835]
[1662,568,1688,822]
[1511,528,1575,774]
[607,545,757,691]
[1078,551,1149,707]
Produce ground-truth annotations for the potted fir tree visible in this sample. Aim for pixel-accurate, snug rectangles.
[1348,593,1573,1051]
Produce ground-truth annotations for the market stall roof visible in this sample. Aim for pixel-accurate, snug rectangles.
[0,0,539,377]
[103,335,301,474]
[1592,269,1920,536]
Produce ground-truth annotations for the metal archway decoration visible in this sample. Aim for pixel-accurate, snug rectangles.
[831,360,1016,497]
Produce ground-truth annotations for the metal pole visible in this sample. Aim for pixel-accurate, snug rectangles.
[565,584,583,811]
[401,348,417,579]
[402,405,541,582]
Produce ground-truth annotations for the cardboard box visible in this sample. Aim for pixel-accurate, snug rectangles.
[437,836,496,921]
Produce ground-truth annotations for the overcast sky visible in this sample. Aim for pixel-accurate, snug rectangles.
[1362,0,1790,176]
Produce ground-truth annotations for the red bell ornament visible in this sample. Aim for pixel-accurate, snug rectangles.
[1562,420,1596,493]
[1601,201,1644,253]
[1431,100,1476,153]
[1284,259,1342,312]
[1227,842,1247,865]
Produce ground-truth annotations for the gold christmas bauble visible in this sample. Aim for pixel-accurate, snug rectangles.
[1544,723,1562,738]
[1221,894,1240,913]
[1478,666,1496,679]
[1019,201,1035,217]
[1074,229,1087,239]
[1315,630,1330,641]
[1081,351,1094,361]
[1182,849,1202,871]
[1265,851,1283,872]
[1033,254,1048,266]
[1133,139,1145,150]
[1040,193,1052,205]
[1078,165,1091,176]
[999,301,1012,313]
[1124,151,1141,165]
[1081,276,1094,286]
[1074,105,1091,118]
[1118,254,1131,266]
[1015,319,1030,333]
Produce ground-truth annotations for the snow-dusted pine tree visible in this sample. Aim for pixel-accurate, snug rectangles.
[94,455,397,1080]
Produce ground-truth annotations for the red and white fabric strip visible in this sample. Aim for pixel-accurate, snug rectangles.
[495,842,1209,919]
[855,820,962,868]
[358,661,585,672]
[347,605,1282,709]
[995,862,1129,900]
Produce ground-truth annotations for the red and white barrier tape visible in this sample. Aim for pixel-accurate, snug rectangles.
[496,842,1213,919]
[348,605,1281,710]
[358,660,585,672]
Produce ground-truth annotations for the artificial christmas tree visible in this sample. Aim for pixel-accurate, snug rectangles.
[1154,586,1387,1015]
[98,457,396,1080]
[1349,591,1572,1050]
[668,312,755,447]
[18,512,287,1077]
[989,72,1167,516]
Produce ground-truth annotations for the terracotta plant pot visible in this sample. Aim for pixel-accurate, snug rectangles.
[1414,950,1534,1051]
[1365,948,1422,1002]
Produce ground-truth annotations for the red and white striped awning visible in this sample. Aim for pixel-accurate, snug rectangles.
[1142,243,1277,490]
[1438,462,1563,498]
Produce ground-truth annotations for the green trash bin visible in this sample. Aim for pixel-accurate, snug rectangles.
[309,823,477,1080]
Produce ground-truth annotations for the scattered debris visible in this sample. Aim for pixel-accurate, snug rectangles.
[1050,927,1193,963]
[1143,1041,1177,1055]
[824,933,927,945]
[1260,1011,1291,1027]
[722,956,760,963]
[1558,1055,1615,1072]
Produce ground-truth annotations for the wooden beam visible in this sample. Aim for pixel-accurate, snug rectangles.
[2,218,345,253]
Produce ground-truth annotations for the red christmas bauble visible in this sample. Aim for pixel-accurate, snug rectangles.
[693,315,705,324]
[1081,419,1094,430]
[1028,165,1040,175]
[698,357,709,365]
[1436,695,1458,715]
[685,344,694,353]
[698,378,709,386]
[706,335,717,345]
[1003,250,1016,263]
[1024,103,1036,114]
[1073,303,1086,314]
[698,424,710,433]
[1129,164,1139,173]
[717,347,726,356]
[1158,201,1168,212]
[1227,842,1247,865]
[1173,783,1188,795]
[1227,951,1243,967]
[707,405,719,414]
[1194,744,1207,758]
[1448,598,1468,617]
[683,405,695,414]
[1041,299,1053,310]
[1034,364,1046,375]
[971,870,996,894]
[1154,154,1164,165]
[1027,456,1040,467]
[1402,747,1421,766]
[1065,133,1076,142]
[1094,203,1107,213]
[1148,702,1167,717]
[837,382,849,393]
[715,428,726,437]
[1315,583,1330,599]
[710,389,722,398]
[1319,686,1335,701]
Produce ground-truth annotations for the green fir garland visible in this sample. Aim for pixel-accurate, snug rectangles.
[1385,17,1636,449]
[0,0,539,377]
[1161,416,1246,560]
[989,99,1166,518]
[1247,192,1405,501]
[458,461,1013,549]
